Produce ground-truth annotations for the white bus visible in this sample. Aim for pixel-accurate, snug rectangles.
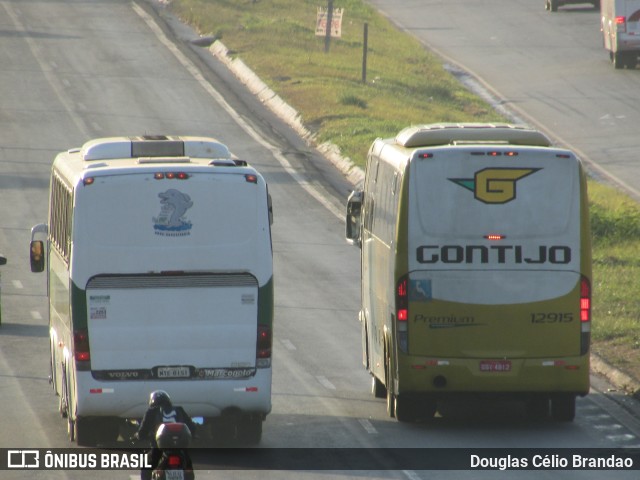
[346,124,592,422]
[30,135,274,446]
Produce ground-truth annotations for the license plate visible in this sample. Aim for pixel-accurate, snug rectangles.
[165,470,185,480]
[479,360,512,372]
[157,366,190,378]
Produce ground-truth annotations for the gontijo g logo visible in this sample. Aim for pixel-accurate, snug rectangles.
[449,168,541,204]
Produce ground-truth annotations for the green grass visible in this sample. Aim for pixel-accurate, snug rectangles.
[589,182,640,368]
[170,0,640,380]
[169,0,502,165]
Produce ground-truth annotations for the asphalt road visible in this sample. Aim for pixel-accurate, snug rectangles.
[366,0,640,199]
[0,1,640,479]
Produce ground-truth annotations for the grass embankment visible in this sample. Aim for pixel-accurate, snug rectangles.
[169,0,640,382]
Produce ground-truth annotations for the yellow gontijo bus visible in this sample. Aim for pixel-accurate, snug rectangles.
[346,124,592,422]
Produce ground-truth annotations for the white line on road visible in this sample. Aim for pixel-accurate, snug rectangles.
[402,470,422,480]
[280,339,297,351]
[358,418,378,434]
[316,375,336,390]
[132,3,344,222]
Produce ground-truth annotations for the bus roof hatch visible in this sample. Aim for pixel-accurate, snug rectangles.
[80,135,231,161]
[395,123,552,148]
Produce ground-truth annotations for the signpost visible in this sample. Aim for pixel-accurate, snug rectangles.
[316,1,344,52]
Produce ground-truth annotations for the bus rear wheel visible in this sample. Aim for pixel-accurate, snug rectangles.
[526,396,550,420]
[551,395,576,422]
[238,415,263,445]
[385,355,395,418]
[394,395,436,422]
[372,375,386,398]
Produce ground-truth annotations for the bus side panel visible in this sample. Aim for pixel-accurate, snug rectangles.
[49,249,71,401]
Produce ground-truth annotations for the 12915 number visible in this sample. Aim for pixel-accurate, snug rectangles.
[531,312,573,323]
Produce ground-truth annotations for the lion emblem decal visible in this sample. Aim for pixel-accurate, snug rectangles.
[153,189,193,235]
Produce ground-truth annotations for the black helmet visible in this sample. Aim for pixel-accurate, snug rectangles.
[155,422,192,448]
[149,390,172,409]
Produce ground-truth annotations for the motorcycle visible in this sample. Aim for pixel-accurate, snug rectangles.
[151,422,195,480]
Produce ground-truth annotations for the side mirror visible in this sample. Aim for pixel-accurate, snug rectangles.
[30,223,48,273]
[345,189,363,247]
[267,192,274,226]
[30,241,45,273]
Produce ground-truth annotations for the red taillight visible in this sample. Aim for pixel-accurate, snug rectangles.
[396,276,409,353]
[257,325,272,365]
[580,277,591,323]
[168,455,182,467]
[616,16,627,32]
[396,277,408,322]
[74,329,91,365]
[397,278,407,301]
[245,174,258,183]
[580,276,591,356]
[154,172,189,180]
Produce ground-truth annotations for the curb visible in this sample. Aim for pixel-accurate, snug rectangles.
[208,41,365,187]
[591,353,640,398]
[206,39,638,400]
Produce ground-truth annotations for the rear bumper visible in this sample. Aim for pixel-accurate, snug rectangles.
[614,36,640,52]
[74,369,272,419]
[396,356,589,397]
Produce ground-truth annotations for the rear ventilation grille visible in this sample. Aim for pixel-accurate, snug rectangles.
[87,273,257,289]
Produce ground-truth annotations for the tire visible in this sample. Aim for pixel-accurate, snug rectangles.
[526,396,549,420]
[362,321,369,370]
[385,356,395,418]
[59,366,69,418]
[394,395,436,423]
[75,416,98,446]
[372,375,386,399]
[49,341,57,392]
[613,52,626,69]
[550,0,559,12]
[93,417,121,445]
[208,414,240,445]
[551,395,576,422]
[238,415,263,446]
[67,413,75,442]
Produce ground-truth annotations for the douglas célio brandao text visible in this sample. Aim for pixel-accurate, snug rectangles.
[470,454,634,470]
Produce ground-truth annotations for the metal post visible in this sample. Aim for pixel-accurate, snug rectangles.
[324,0,334,53]
[0,255,6,325]
[362,23,368,84]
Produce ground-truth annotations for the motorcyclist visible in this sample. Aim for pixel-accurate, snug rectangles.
[134,390,197,480]
[153,422,195,480]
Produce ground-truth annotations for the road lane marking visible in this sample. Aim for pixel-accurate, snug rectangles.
[402,470,422,480]
[358,418,377,434]
[132,3,344,221]
[316,375,336,390]
[280,339,297,351]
